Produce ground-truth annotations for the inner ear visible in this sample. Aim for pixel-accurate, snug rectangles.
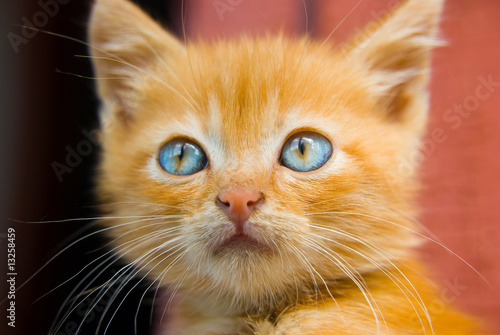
[381,81,418,122]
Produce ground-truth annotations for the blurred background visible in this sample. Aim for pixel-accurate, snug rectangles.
[1,0,499,334]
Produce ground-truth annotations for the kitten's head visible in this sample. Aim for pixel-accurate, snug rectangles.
[90,0,443,312]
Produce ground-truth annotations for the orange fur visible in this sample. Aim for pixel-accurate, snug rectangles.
[89,0,482,333]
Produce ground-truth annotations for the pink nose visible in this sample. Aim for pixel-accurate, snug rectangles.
[217,189,263,234]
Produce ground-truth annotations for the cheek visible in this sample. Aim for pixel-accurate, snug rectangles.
[272,148,360,207]
[271,174,350,218]
[139,173,215,211]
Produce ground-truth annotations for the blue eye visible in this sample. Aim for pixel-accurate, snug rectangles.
[280,132,333,172]
[159,138,208,176]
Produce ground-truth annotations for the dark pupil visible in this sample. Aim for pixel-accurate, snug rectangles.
[298,138,306,156]
[178,144,185,161]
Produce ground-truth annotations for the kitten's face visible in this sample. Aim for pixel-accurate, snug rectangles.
[91,0,440,311]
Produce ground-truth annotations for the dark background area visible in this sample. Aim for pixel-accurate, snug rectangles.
[0,1,181,334]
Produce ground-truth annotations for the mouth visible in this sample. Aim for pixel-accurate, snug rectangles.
[220,234,263,249]
[212,226,274,255]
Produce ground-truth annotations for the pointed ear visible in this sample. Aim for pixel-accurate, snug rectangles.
[89,0,185,125]
[347,0,445,126]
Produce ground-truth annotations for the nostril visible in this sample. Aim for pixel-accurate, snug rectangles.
[246,198,261,209]
[216,197,230,208]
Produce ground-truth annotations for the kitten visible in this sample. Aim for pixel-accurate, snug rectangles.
[85,0,482,333]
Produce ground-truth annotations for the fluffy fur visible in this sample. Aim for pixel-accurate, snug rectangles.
[87,0,481,333]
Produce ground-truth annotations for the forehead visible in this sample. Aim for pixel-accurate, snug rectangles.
[140,38,361,163]
[185,41,348,146]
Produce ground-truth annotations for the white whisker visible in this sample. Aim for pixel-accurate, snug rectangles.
[309,228,431,334]
[306,211,490,286]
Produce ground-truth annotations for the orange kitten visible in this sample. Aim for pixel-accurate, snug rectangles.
[86,0,482,333]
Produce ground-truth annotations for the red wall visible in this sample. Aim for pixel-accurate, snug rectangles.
[182,0,500,333]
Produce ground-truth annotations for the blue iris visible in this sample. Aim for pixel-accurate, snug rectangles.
[280,132,333,172]
[159,139,208,176]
